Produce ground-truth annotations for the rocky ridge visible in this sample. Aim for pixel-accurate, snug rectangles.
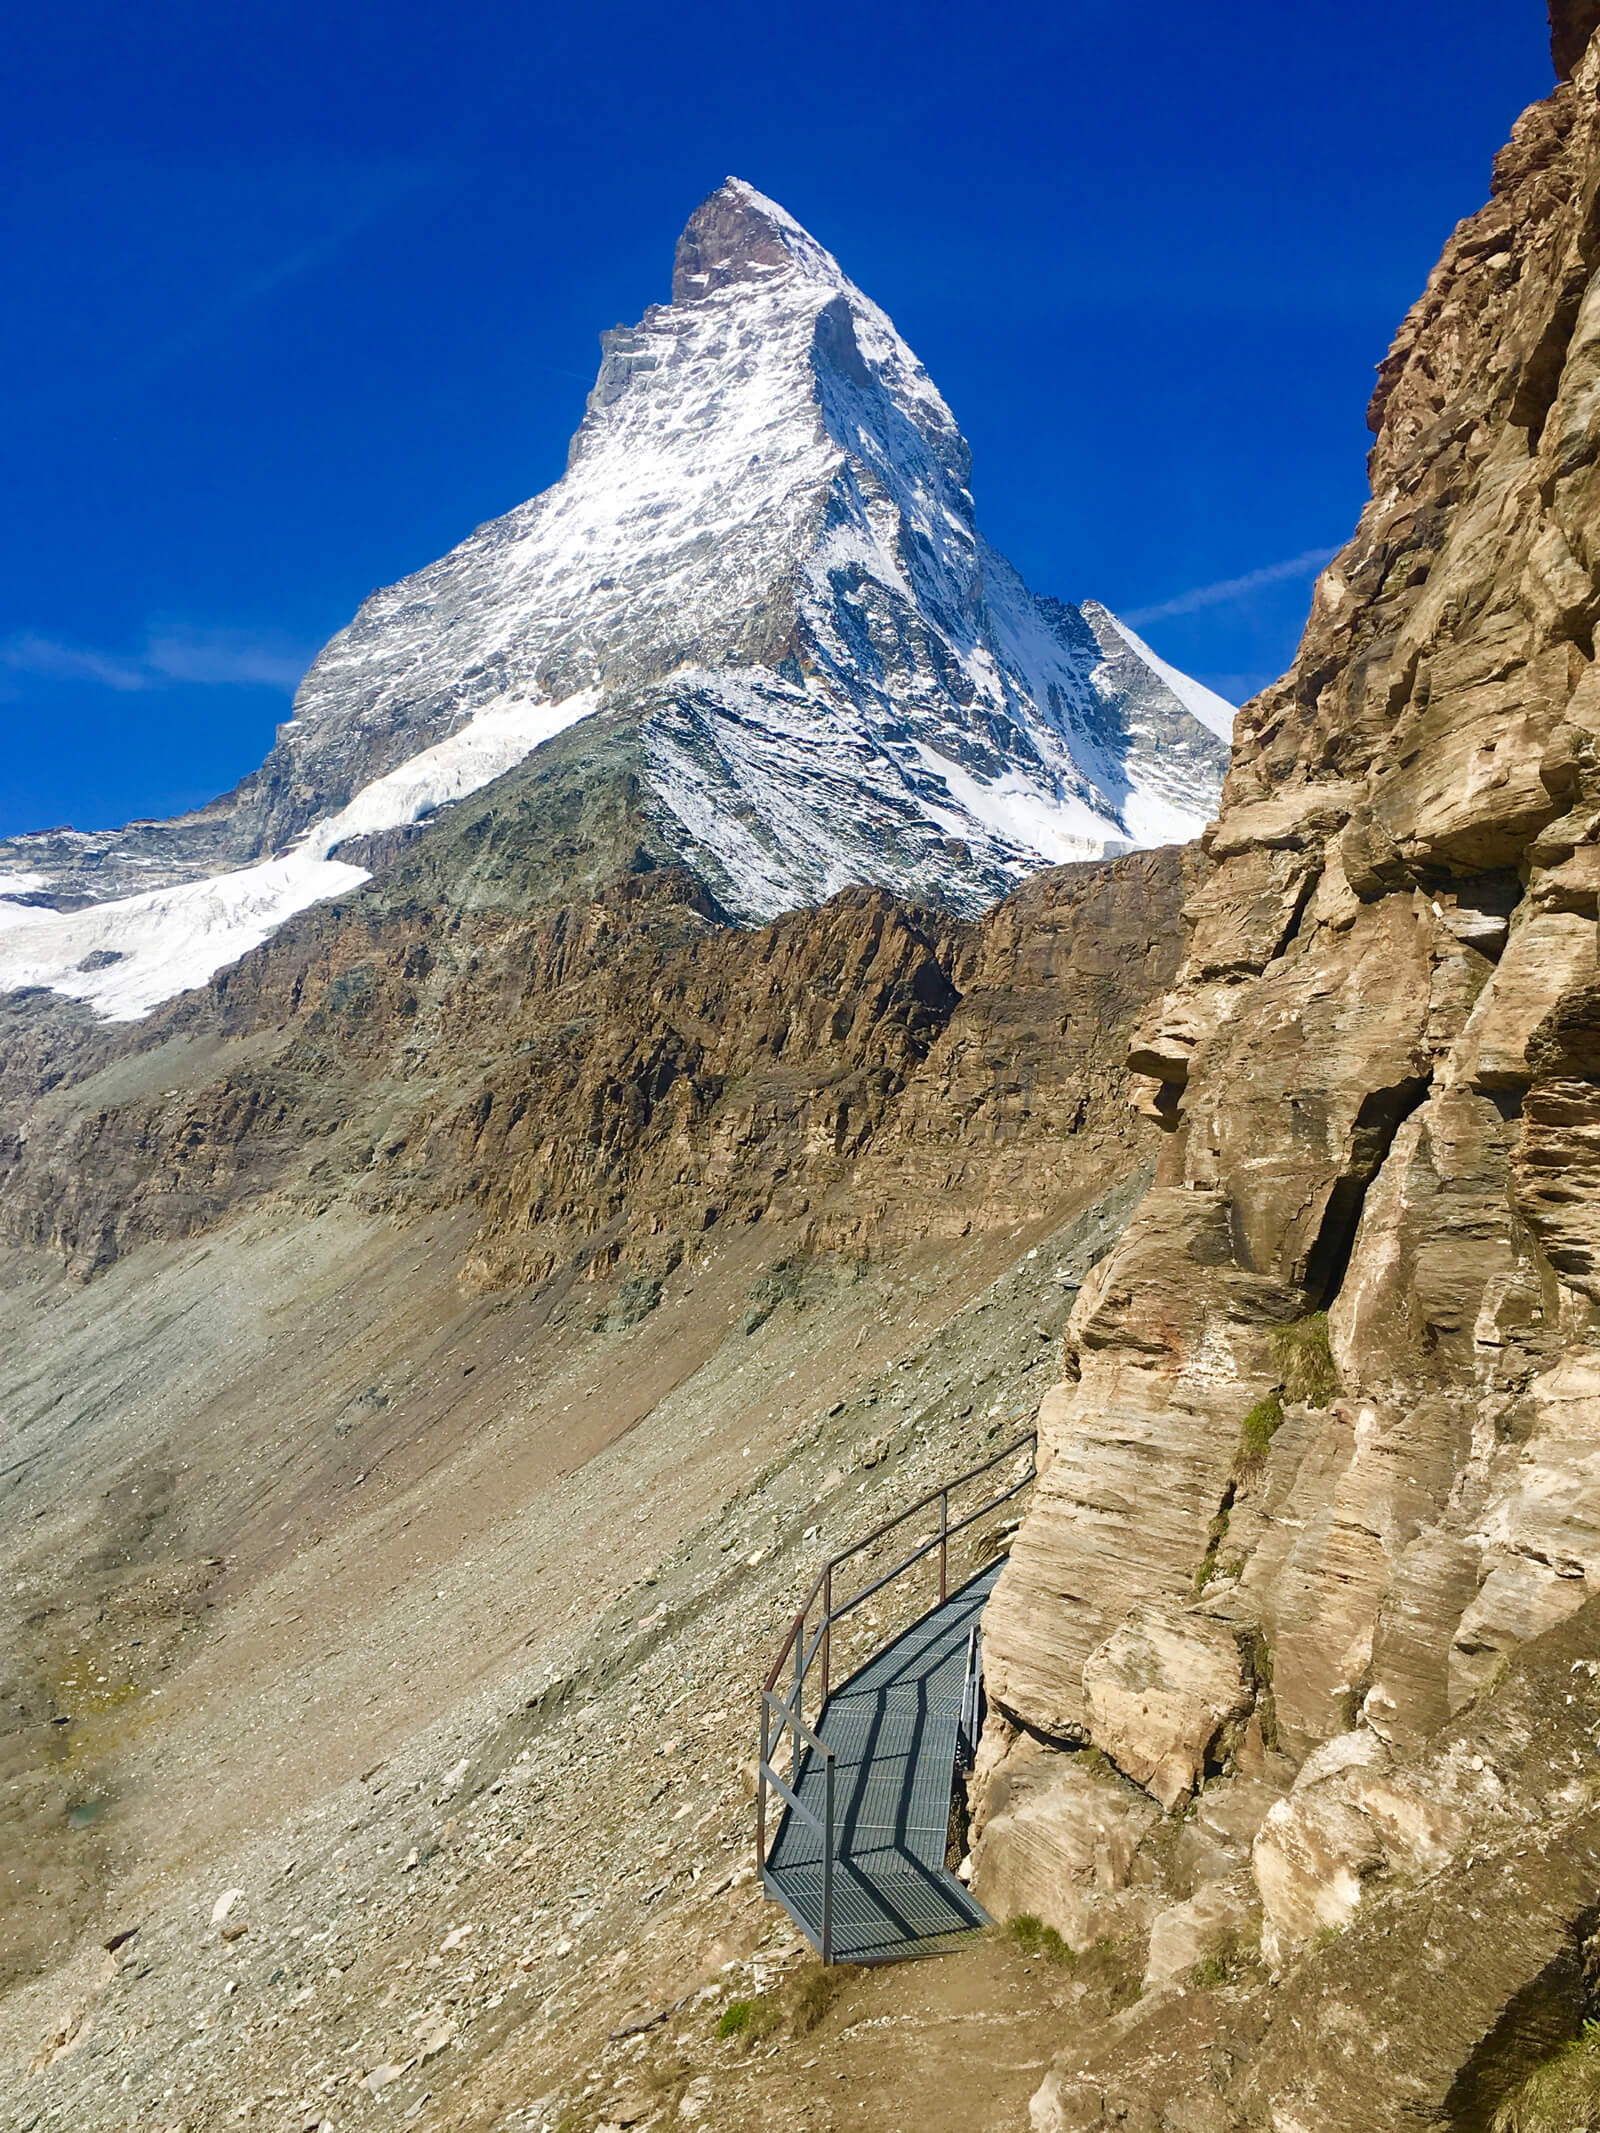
[0,705,1191,1286]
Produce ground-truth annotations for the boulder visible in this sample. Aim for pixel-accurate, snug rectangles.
[970,1738,1160,1951]
[1447,909,1597,1089]
[1082,1611,1253,1811]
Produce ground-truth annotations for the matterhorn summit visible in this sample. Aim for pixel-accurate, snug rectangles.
[0,178,1231,1019]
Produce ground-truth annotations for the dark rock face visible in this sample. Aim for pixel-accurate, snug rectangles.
[975,16,1600,2129]
[671,177,797,299]
[1551,0,1600,75]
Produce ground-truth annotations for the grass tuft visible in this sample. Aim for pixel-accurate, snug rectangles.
[1006,1913,1075,1965]
[1234,1314,1336,1478]
[715,1965,845,2050]
[1186,1927,1263,1992]
[716,1992,781,2045]
[717,1999,754,2038]
[1491,2020,1600,2133]
[1271,1310,1337,1406]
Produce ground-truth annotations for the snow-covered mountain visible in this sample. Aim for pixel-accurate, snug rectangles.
[0,179,1232,1020]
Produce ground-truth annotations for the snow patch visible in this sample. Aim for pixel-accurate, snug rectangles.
[912,746,1113,867]
[0,871,47,896]
[0,689,600,1019]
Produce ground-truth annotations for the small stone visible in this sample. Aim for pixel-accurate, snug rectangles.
[211,1889,248,1940]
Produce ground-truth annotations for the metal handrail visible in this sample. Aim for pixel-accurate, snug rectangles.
[760,1427,1038,1693]
[755,1426,1037,1961]
[759,1690,837,1962]
[957,1623,982,1770]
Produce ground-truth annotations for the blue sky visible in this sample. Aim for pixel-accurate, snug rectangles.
[1,0,1553,838]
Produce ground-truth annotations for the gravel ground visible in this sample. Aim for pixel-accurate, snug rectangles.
[1,1168,1147,2133]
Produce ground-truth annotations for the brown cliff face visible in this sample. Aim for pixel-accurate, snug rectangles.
[0,754,1191,2035]
[980,20,1600,2130]
[0,731,1191,1295]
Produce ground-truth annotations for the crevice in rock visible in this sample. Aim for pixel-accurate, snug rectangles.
[1303,1073,1433,1308]
[1193,1481,1238,1596]
[1512,186,1600,447]
[1513,284,1588,446]
[992,1699,1088,1753]
[1271,864,1323,964]
[1339,1662,1374,1731]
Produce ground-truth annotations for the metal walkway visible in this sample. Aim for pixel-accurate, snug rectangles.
[756,1431,1036,1964]
[763,1562,1000,1962]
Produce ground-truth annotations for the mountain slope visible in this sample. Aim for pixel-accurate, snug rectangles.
[0,179,1227,1022]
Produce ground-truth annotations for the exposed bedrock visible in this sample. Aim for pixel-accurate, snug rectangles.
[979,14,1600,2126]
[0,728,1193,1289]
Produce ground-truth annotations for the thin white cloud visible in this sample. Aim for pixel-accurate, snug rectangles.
[1123,546,1339,626]
[0,633,152,691]
[144,628,312,690]
[2,627,313,695]
[132,158,452,382]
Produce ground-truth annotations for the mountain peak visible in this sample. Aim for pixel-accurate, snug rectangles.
[670,177,832,302]
[0,181,1231,1019]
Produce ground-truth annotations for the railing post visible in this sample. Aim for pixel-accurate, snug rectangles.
[757,1694,769,1873]
[939,1489,948,1604]
[792,1614,804,1790]
[821,1563,832,1707]
[822,1752,835,1966]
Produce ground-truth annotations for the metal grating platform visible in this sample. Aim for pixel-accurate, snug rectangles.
[763,1561,999,1963]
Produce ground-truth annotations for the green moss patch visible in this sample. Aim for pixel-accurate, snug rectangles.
[1237,1389,1285,1472]
[1271,1310,1337,1406]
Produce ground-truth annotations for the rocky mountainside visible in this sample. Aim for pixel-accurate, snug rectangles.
[11,16,1600,2133]
[0,179,1227,1024]
[0,830,1190,2131]
[0,702,1192,1289]
[970,11,1600,2128]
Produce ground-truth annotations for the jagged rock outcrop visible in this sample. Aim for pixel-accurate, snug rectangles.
[0,706,1194,1283]
[977,14,1600,2126]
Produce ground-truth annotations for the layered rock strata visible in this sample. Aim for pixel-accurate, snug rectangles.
[977,14,1600,2126]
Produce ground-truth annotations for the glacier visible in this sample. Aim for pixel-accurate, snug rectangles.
[0,178,1232,1020]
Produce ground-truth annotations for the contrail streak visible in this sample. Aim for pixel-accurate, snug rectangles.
[1122,546,1339,626]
